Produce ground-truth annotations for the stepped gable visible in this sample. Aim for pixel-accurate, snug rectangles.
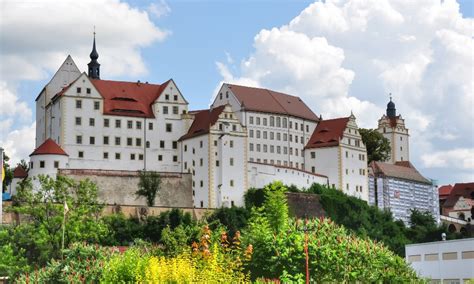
[305,117,350,149]
[369,161,431,184]
[179,105,226,141]
[30,139,68,156]
[13,166,28,178]
[226,84,319,122]
[91,79,169,118]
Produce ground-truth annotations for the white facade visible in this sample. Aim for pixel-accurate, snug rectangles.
[248,162,328,190]
[305,115,369,201]
[181,105,248,208]
[406,238,474,283]
[377,115,410,163]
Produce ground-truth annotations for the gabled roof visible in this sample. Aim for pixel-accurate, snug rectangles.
[443,183,474,208]
[13,166,28,178]
[439,184,453,198]
[226,84,319,122]
[30,139,68,156]
[369,161,431,184]
[305,117,350,149]
[91,79,169,118]
[179,105,226,141]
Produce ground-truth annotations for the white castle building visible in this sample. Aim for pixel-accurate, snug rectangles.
[14,37,376,208]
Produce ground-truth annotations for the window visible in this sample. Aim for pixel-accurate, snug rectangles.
[216,160,220,167]
[103,136,109,145]
[295,136,298,143]
[173,141,178,149]
[270,116,275,126]
[400,136,403,141]
[94,101,100,110]
[249,116,254,124]
[230,140,234,148]
[230,180,234,187]
[40,160,45,168]
[256,144,261,152]
[76,135,82,144]
[148,122,153,130]
[163,106,169,114]
[270,132,274,140]
[75,117,81,126]
[282,133,285,141]
[54,161,59,168]
[249,143,254,151]
[256,117,261,125]
[284,147,288,155]
[136,121,142,129]
[226,91,229,98]
[346,184,349,190]
[115,137,121,146]
[76,100,82,109]
[146,141,150,148]
[256,130,261,139]
[306,125,309,132]
[230,158,234,166]
[200,201,204,208]
[103,152,109,159]
[115,153,121,160]
[76,87,81,93]
[165,94,169,100]
[270,145,274,153]
[289,135,293,142]
[200,180,204,187]
[173,106,179,115]
[311,166,315,173]
[184,145,188,152]
[276,117,281,127]
[263,131,267,139]
[173,155,178,162]
[115,119,121,128]
[88,118,94,126]
[300,123,304,131]
[200,158,203,166]
[282,118,287,128]
[127,120,133,129]
[86,88,91,94]
[89,136,95,145]
[166,123,172,132]
[127,138,133,146]
[263,118,267,126]
[139,154,144,160]
[160,141,165,148]
[214,140,217,146]
[130,153,136,160]
[104,119,109,127]
[200,141,203,148]
[345,151,349,158]
[78,151,84,158]
[174,95,178,101]
[232,124,237,131]
[249,130,254,138]
[136,138,142,147]
[311,152,315,159]
[158,155,163,161]
[263,145,267,153]
[400,146,403,151]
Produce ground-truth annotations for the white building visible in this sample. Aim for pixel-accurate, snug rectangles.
[179,105,248,208]
[304,114,369,201]
[406,238,474,283]
[377,97,410,163]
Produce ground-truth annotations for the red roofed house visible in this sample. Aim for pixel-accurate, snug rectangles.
[9,165,29,196]
[28,138,69,181]
[440,182,474,224]
[304,113,369,201]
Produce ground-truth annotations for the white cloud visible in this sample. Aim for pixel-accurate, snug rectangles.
[0,81,32,122]
[216,0,474,184]
[421,148,474,170]
[0,0,169,81]
[148,0,171,18]
[0,122,36,166]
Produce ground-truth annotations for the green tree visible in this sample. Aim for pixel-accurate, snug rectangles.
[2,153,13,190]
[136,171,161,207]
[359,128,391,163]
[7,175,107,266]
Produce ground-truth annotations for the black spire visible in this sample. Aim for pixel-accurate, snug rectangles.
[88,31,100,79]
[386,94,396,117]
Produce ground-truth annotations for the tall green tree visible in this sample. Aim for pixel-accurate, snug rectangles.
[359,128,391,163]
[136,171,161,207]
[2,153,13,190]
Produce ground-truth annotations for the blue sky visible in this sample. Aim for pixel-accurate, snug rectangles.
[1,0,473,185]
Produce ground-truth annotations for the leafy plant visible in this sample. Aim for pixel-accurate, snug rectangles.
[359,128,391,163]
[136,170,161,207]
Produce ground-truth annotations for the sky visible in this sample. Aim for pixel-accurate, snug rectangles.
[0,0,473,186]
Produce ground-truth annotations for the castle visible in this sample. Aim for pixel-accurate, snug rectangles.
[10,37,439,223]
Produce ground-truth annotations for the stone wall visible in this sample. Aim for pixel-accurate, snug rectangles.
[59,169,193,208]
[286,192,326,219]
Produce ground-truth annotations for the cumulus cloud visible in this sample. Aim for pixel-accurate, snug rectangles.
[0,81,32,122]
[216,0,474,184]
[148,0,171,18]
[421,149,474,170]
[0,0,169,81]
[0,123,36,166]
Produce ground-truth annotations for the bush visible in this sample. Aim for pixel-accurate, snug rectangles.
[206,206,250,237]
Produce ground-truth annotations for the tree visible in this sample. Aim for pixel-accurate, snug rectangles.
[2,153,13,190]
[136,171,161,207]
[6,175,107,266]
[359,128,391,163]
[17,159,29,171]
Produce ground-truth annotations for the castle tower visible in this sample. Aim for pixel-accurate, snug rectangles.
[376,96,409,163]
[87,32,100,79]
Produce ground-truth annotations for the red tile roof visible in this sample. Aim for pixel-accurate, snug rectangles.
[30,139,68,156]
[13,166,28,178]
[91,79,170,118]
[226,84,319,122]
[439,184,453,198]
[179,105,226,141]
[369,161,431,184]
[305,117,350,149]
[443,183,474,208]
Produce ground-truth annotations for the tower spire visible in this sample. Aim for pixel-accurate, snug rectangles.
[386,92,396,117]
[88,29,100,79]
